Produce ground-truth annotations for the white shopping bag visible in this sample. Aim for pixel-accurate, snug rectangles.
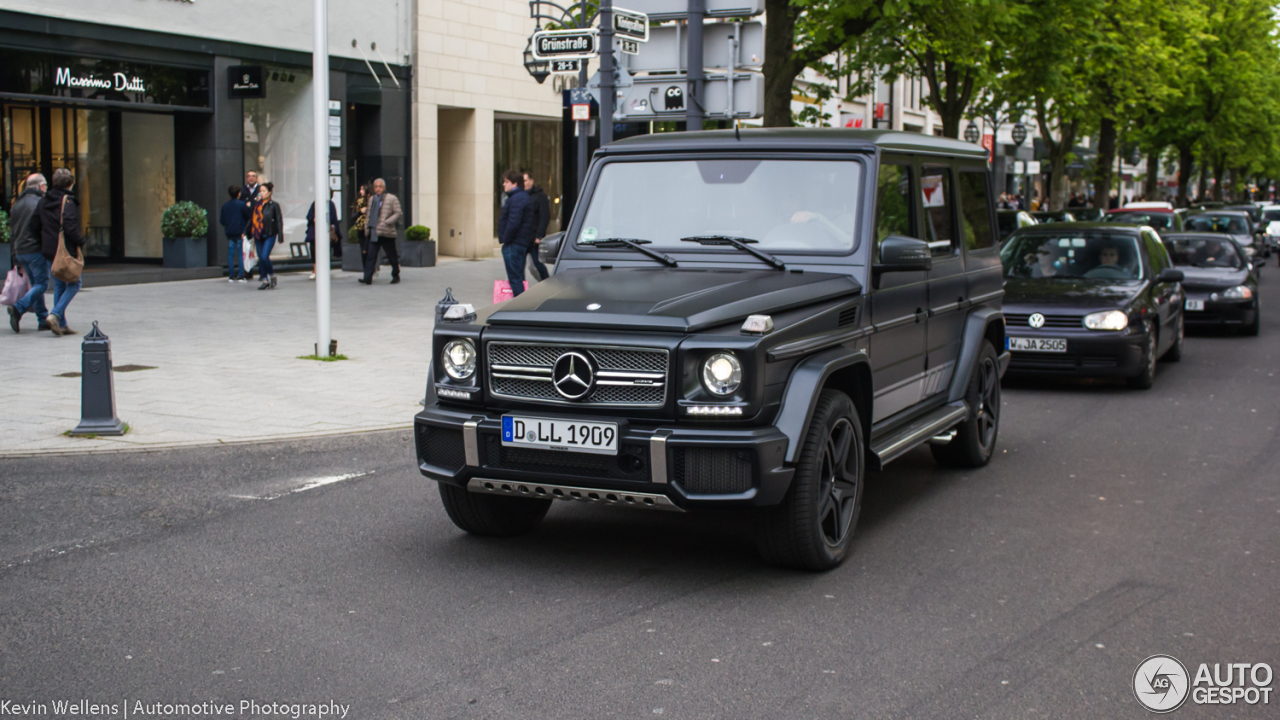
[242,237,258,273]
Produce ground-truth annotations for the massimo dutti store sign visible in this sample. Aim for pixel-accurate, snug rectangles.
[0,49,211,109]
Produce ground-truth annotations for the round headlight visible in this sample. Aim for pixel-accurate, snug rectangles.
[1222,285,1253,300]
[702,353,742,396]
[1083,309,1129,331]
[442,339,476,380]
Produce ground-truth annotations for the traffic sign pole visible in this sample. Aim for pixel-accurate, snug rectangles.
[577,0,589,192]
[600,0,615,145]
[686,0,704,131]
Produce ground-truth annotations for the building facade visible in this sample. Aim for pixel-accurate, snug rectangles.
[0,0,411,267]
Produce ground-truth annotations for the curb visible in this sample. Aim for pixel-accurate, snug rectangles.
[0,424,415,459]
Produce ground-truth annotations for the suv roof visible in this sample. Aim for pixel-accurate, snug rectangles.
[599,128,989,159]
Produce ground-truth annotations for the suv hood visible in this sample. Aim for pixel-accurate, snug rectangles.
[481,267,861,332]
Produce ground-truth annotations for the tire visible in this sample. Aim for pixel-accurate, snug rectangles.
[1242,306,1261,336]
[438,482,552,537]
[1127,322,1157,389]
[756,389,864,572]
[1162,313,1184,362]
[931,341,1001,468]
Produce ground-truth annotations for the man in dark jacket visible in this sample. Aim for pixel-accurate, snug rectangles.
[7,173,49,333]
[28,168,85,335]
[305,192,342,279]
[240,171,262,208]
[522,172,551,281]
[497,170,536,297]
[220,185,250,282]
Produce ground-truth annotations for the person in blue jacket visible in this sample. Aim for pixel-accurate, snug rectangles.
[219,185,249,282]
[497,170,536,297]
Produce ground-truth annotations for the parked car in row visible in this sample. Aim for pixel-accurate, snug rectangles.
[1163,233,1261,335]
[1182,210,1266,263]
[1260,204,1280,258]
[999,223,1185,389]
[1103,208,1183,233]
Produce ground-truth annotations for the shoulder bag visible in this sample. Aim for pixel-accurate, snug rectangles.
[51,197,84,283]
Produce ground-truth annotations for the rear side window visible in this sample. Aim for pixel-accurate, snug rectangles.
[958,170,995,251]
[875,163,914,243]
[921,166,955,257]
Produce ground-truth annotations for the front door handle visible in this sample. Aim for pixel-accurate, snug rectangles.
[915,308,928,323]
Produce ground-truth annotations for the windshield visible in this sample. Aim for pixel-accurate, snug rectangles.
[575,159,862,252]
[1103,212,1173,230]
[1263,209,1280,222]
[1184,214,1249,234]
[1001,232,1145,280]
[1166,237,1243,269]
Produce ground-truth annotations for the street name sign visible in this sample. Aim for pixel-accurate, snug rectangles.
[532,29,599,60]
[549,58,582,74]
[613,7,650,42]
[617,0,763,20]
[628,21,764,73]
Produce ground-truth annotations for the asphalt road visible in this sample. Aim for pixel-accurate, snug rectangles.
[2,265,1279,720]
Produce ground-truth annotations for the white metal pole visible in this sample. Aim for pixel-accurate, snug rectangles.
[313,0,332,355]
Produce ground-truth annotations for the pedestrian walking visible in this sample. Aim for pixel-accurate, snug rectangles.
[522,171,551,281]
[27,168,84,335]
[241,171,263,207]
[250,182,282,290]
[220,185,249,282]
[305,191,341,280]
[7,173,49,333]
[351,183,373,273]
[497,169,536,297]
[359,178,402,285]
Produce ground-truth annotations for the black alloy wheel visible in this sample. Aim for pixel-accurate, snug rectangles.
[932,340,1001,468]
[756,389,864,571]
[1128,321,1158,389]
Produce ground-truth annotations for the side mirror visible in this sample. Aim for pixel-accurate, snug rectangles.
[1157,268,1184,283]
[539,231,564,265]
[875,235,933,273]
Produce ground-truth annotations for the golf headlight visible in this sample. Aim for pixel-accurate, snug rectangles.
[1083,310,1129,331]
[702,353,742,396]
[1222,285,1253,300]
[442,339,476,380]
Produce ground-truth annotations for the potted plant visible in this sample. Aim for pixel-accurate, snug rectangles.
[161,201,209,269]
[341,223,364,273]
[0,208,10,269]
[401,224,435,267]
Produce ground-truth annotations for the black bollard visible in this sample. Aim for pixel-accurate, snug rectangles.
[435,287,458,323]
[69,321,126,436]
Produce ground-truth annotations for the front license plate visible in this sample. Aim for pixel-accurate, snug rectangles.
[501,416,618,455]
[1008,337,1067,352]
[1185,299,1205,311]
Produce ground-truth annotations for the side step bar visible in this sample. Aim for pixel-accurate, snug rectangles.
[467,478,684,512]
[869,401,969,470]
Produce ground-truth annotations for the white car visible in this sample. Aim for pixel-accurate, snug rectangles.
[1261,204,1280,254]
[1124,201,1175,210]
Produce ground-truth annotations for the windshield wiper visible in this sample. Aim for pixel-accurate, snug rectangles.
[584,238,678,267]
[680,235,786,271]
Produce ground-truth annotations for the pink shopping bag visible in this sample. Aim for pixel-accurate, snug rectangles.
[493,280,529,304]
[1,266,30,306]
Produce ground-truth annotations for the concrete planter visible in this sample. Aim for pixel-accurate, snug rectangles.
[342,241,364,272]
[401,240,436,268]
[163,237,208,269]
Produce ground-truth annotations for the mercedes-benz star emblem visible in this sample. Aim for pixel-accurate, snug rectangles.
[1028,313,1046,329]
[552,351,596,400]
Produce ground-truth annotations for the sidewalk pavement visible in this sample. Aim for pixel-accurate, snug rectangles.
[0,257,528,457]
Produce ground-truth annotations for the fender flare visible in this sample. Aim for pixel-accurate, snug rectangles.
[947,308,1006,404]
[774,346,871,464]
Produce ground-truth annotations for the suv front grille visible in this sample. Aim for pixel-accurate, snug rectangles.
[487,342,668,407]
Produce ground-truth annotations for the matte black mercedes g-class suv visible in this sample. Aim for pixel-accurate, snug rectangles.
[415,129,1009,570]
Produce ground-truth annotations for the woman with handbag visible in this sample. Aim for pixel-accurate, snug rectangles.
[352,184,370,270]
[36,168,84,336]
[250,182,282,290]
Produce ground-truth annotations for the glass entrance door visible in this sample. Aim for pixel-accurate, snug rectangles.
[2,104,114,258]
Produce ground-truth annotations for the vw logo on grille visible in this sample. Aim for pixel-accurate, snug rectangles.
[1028,313,1046,329]
[552,351,596,400]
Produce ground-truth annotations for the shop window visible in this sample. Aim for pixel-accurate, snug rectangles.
[121,113,174,258]
[243,68,314,248]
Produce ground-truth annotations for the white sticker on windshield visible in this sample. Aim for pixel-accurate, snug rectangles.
[582,226,598,242]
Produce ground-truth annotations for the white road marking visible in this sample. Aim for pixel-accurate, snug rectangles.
[231,472,371,501]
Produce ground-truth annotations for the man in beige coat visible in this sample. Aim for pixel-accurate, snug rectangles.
[359,178,403,285]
